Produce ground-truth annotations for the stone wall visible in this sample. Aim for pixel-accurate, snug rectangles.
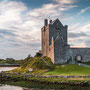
[41,19,90,64]
[49,19,67,46]
[48,37,54,63]
[41,25,49,56]
[41,19,70,64]
[51,20,69,64]
[70,48,90,62]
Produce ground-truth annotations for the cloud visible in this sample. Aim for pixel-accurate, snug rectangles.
[85,39,90,46]
[71,23,90,33]
[0,0,43,59]
[68,22,90,47]
[53,0,75,4]
[0,0,27,29]
[59,5,77,11]
[52,0,78,12]
[68,23,80,31]
[0,0,79,59]
[69,32,87,38]
[81,24,90,33]
[78,6,90,15]
[26,3,63,20]
[0,29,17,37]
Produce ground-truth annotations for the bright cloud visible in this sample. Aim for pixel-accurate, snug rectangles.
[52,0,78,13]
[0,0,89,59]
[53,0,75,4]
[68,23,90,47]
[78,6,90,15]
[0,0,27,29]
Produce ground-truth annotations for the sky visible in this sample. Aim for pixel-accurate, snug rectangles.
[0,0,90,59]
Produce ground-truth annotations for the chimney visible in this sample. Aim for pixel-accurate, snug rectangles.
[49,19,52,24]
[44,19,48,26]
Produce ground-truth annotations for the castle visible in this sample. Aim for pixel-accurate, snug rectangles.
[41,19,90,64]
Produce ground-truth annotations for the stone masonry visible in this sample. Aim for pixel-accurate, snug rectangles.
[41,18,90,64]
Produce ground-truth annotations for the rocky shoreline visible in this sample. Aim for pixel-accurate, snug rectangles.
[0,64,20,67]
[1,72,90,78]
[0,72,90,87]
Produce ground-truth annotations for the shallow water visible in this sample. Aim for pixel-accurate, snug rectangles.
[0,67,27,90]
[0,84,54,90]
[0,67,17,72]
[0,85,25,90]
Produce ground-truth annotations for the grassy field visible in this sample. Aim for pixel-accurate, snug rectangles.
[43,64,90,75]
[83,61,90,66]
[1,76,90,89]
[11,56,90,75]
[3,56,90,89]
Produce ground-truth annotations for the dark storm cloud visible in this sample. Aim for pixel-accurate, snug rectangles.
[69,32,87,38]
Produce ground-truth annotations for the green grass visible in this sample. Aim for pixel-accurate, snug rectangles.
[3,57,90,89]
[3,80,90,89]
[83,61,90,66]
[11,56,90,75]
[12,56,53,74]
[1,73,90,89]
[43,64,90,75]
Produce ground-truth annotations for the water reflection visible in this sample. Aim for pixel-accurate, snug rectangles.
[0,67,17,72]
[0,85,26,90]
[0,85,54,90]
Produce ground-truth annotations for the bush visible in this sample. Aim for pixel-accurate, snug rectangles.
[35,52,42,57]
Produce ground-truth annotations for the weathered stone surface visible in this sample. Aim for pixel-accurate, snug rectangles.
[70,48,90,62]
[41,19,90,64]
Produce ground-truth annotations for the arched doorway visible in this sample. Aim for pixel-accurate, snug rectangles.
[75,55,82,63]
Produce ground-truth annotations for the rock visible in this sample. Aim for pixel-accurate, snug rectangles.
[28,68,33,72]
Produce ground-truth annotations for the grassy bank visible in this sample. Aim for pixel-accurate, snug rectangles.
[10,56,90,76]
[83,61,90,66]
[11,56,54,75]
[1,56,90,89]
[3,80,90,89]
[1,73,90,89]
[44,64,90,75]
[0,58,23,65]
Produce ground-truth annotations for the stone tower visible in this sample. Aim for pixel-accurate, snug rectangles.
[41,18,90,64]
[41,19,70,64]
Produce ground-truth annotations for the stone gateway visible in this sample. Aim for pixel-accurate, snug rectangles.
[40,19,90,64]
